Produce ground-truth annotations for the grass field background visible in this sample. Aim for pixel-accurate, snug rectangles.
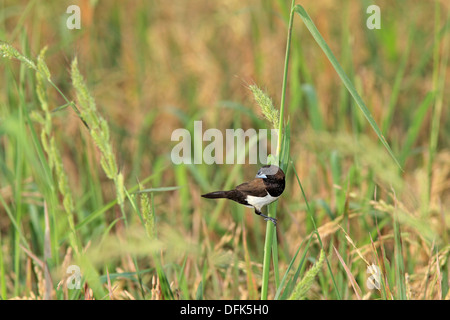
[0,0,449,300]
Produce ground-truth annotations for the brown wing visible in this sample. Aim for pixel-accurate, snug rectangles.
[235,178,268,197]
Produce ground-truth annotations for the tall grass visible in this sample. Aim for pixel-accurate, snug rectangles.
[256,0,294,301]
[255,1,404,300]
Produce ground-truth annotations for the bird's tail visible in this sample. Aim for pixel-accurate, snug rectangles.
[201,191,232,199]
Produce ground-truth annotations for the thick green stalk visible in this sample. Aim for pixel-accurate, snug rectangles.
[275,4,294,157]
[260,0,295,300]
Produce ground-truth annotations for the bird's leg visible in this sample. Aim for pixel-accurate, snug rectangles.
[254,208,277,227]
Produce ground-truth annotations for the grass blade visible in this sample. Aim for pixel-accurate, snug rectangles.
[133,186,181,194]
[196,280,204,300]
[242,224,258,299]
[333,246,362,300]
[294,4,402,171]
[399,91,435,166]
[393,200,407,299]
[274,234,313,300]
[290,158,341,299]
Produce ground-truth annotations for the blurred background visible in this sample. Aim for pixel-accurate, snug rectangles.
[0,0,449,299]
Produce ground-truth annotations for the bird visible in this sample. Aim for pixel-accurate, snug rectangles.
[201,165,285,226]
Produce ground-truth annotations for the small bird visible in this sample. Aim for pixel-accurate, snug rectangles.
[201,165,285,226]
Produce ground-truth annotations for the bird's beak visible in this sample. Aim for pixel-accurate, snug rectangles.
[256,173,267,179]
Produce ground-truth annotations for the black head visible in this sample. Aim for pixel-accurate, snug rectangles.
[256,165,285,197]
[255,165,285,181]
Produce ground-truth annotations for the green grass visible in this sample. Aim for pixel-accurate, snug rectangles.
[0,0,449,300]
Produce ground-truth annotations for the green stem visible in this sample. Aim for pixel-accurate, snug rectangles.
[276,2,294,158]
[260,0,295,300]
[260,205,276,300]
[47,79,89,130]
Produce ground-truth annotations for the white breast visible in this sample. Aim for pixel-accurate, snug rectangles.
[246,193,279,212]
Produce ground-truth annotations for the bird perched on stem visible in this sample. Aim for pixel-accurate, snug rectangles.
[201,165,285,226]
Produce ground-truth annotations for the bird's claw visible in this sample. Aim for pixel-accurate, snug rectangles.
[263,217,277,227]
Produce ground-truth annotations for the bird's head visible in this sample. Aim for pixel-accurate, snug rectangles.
[255,165,285,181]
